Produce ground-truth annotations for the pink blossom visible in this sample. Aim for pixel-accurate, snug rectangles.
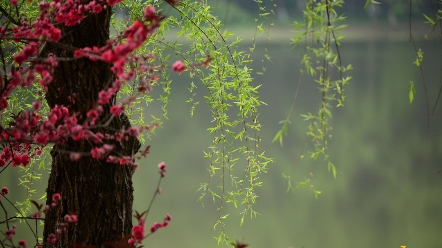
[47,233,57,244]
[124,21,146,41]
[127,238,135,246]
[102,144,114,152]
[128,127,139,137]
[32,212,42,219]
[132,224,144,241]
[158,161,166,177]
[69,153,81,161]
[18,240,27,248]
[107,0,122,6]
[64,116,78,129]
[52,193,61,202]
[70,214,78,223]
[32,101,41,111]
[143,6,156,21]
[72,129,85,141]
[1,146,12,161]
[158,162,166,171]
[96,105,103,113]
[1,187,9,195]
[49,105,66,123]
[119,157,130,165]
[35,147,43,156]
[64,214,71,222]
[5,229,15,240]
[35,133,49,145]
[49,27,61,41]
[172,60,186,73]
[92,4,102,14]
[87,109,99,120]
[98,90,112,104]
[14,43,38,64]
[111,58,126,76]
[110,105,124,116]
[91,147,105,159]
[112,80,122,90]
[64,214,77,223]
[101,49,118,63]
[92,132,104,144]
[22,70,36,86]
[12,155,22,167]
[164,213,172,221]
[149,222,162,233]
[106,155,118,163]
[115,132,124,141]
[21,153,30,167]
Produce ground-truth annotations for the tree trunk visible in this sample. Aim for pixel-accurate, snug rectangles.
[41,6,140,247]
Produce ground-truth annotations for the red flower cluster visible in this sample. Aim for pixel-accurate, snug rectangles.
[150,213,172,233]
[127,213,172,246]
[18,240,27,248]
[51,193,61,208]
[127,219,145,246]
[5,228,16,241]
[132,221,145,241]
[0,143,42,168]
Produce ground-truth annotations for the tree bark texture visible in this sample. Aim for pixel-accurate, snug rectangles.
[42,6,140,247]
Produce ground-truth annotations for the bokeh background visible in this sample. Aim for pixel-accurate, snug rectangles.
[2,1,441,247]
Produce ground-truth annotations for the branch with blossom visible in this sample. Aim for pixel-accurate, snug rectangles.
[0,0,210,247]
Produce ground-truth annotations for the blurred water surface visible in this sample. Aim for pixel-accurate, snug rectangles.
[2,31,441,248]
[134,38,442,248]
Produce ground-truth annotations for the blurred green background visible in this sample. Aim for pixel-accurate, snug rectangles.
[130,39,442,248]
[2,1,442,248]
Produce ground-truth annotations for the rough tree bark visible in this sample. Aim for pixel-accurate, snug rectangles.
[41,6,140,247]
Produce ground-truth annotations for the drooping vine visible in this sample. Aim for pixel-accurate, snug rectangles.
[106,0,274,244]
[273,0,352,197]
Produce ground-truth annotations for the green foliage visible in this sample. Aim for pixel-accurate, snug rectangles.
[116,0,272,244]
[408,81,416,104]
[274,0,351,196]
[272,120,290,147]
[413,48,424,67]
[364,0,381,10]
[408,2,441,117]
[422,13,436,25]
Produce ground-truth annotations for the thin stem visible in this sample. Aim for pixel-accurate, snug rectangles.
[1,195,36,237]
[142,175,163,224]
[0,6,20,26]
